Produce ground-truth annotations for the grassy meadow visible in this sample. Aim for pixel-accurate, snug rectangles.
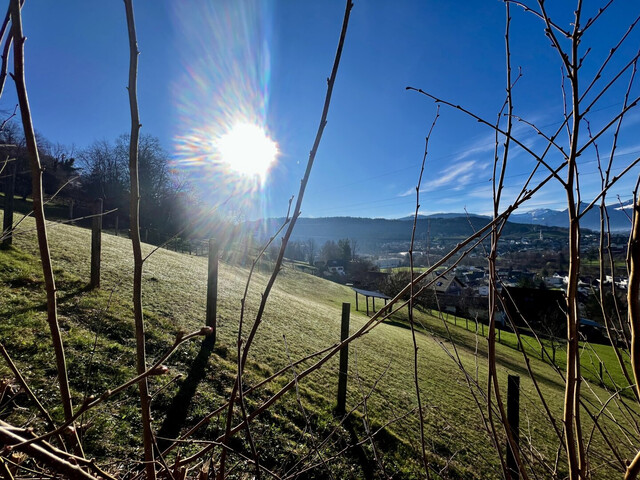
[0,212,638,478]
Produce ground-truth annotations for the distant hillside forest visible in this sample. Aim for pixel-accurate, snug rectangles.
[247,215,620,254]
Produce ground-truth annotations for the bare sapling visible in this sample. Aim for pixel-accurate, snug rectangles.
[123,1,155,478]
[408,104,439,478]
[625,182,640,479]
[9,0,76,438]
[486,5,528,478]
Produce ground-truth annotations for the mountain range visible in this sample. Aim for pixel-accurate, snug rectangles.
[402,200,634,232]
[246,216,561,253]
[244,201,633,254]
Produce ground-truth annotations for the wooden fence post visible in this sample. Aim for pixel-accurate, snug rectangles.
[115,215,119,236]
[204,238,219,349]
[90,198,103,289]
[599,361,604,385]
[68,199,74,225]
[2,161,15,247]
[336,302,350,415]
[507,374,520,479]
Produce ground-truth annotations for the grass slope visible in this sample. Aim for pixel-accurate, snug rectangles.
[0,214,637,479]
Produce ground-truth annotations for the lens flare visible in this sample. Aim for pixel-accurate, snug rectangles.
[170,0,276,221]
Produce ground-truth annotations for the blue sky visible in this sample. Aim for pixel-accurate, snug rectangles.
[3,1,640,220]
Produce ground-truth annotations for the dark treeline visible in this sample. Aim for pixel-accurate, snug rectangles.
[1,121,196,244]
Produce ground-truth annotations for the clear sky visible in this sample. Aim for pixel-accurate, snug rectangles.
[3,1,640,220]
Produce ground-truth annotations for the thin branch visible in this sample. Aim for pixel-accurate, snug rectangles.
[0,343,57,435]
[217,2,353,477]
[505,1,570,37]
[405,87,567,187]
[9,0,76,436]
[122,1,155,478]
[10,328,212,452]
[408,104,439,478]
[0,423,97,480]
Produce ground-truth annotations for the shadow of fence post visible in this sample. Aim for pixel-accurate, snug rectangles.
[156,343,212,452]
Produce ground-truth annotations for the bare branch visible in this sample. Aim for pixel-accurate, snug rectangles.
[9,0,76,436]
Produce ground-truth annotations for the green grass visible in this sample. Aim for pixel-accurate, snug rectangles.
[383,266,433,274]
[406,309,635,393]
[0,193,72,222]
[0,213,637,478]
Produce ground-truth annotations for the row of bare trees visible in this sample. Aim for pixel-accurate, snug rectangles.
[3,0,640,479]
[0,122,192,243]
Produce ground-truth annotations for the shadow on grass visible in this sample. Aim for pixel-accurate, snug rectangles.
[156,341,213,452]
[341,416,375,480]
[0,279,93,320]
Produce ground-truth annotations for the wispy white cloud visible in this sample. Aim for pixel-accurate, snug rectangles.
[455,137,497,161]
[397,110,560,201]
[456,119,547,162]
[621,111,640,129]
[399,160,481,197]
[612,143,640,158]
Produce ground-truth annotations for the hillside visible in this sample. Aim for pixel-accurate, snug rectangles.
[0,215,636,478]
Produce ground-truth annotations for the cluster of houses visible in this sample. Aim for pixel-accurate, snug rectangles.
[307,245,629,345]
[324,255,624,344]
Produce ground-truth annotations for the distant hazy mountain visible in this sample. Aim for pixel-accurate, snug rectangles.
[397,201,634,231]
[244,201,632,254]
[509,201,633,231]
[398,213,490,221]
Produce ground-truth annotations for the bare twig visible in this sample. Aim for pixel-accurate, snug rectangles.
[217,3,354,477]
[0,423,96,480]
[0,343,57,436]
[122,1,155,478]
[9,0,76,438]
[408,104,439,478]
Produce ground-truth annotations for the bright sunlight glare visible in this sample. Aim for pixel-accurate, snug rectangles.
[216,122,278,180]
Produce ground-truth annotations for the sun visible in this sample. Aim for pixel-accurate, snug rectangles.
[215,122,278,180]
